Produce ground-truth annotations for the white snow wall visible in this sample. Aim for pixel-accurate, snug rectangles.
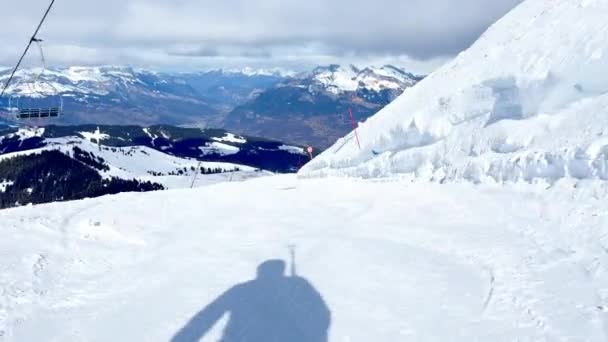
[299,0,608,184]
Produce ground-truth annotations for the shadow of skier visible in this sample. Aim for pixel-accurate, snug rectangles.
[171,259,331,342]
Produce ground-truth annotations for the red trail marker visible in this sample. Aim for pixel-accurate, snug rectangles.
[349,108,361,150]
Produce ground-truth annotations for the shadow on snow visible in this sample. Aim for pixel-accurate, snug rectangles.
[171,258,331,342]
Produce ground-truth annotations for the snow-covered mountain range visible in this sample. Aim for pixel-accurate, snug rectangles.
[0,66,285,127]
[0,65,421,147]
[225,65,423,147]
[0,65,416,100]
[2,66,174,97]
[0,66,289,99]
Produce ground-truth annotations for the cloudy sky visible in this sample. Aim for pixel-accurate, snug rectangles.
[0,0,522,73]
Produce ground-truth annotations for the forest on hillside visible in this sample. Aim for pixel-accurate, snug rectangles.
[0,150,164,209]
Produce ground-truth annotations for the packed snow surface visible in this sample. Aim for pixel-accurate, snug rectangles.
[301,0,608,184]
[0,175,607,341]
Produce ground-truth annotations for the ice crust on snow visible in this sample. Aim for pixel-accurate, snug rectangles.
[300,0,608,184]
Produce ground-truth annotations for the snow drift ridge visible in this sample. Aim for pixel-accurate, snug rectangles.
[299,0,608,184]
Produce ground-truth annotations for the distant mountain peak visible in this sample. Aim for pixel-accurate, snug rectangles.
[303,64,421,95]
[204,67,297,78]
[225,64,425,147]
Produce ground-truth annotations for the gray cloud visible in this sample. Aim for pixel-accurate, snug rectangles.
[0,0,523,72]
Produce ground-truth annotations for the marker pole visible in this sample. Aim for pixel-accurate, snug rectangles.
[349,108,361,150]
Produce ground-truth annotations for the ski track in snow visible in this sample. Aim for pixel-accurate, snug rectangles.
[1,175,607,341]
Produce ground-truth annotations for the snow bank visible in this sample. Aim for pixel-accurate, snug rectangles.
[300,0,608,184]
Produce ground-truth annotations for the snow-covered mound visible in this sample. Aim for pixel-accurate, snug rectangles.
[300,0,608,184]
[1,175,607,341]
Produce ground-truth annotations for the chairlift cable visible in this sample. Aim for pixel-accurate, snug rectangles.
[1,0,57,97]
[25,41,47,95]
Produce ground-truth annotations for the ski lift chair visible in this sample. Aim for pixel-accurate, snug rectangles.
[7,38,64,120]
[14,98,63,119]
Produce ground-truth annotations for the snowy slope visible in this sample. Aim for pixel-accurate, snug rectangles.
[300,0,608,183]
[0,175,607,341]
[0,134,261,190]
[64,137,255,182]
[0,125,309,173]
